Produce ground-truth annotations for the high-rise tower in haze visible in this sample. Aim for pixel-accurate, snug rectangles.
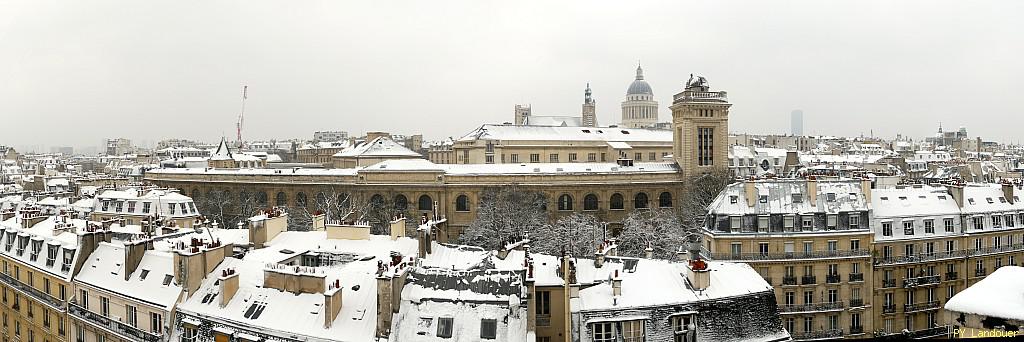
[790,109,804,136]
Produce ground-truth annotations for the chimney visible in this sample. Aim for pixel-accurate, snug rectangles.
[0,209,15,222]
[323,279,343,328]
[947,183,965,208]
[417,226,432,258]
[807,177,818,206]
[248,209,288,249]
[644,246,654,259]
[173,239,235,297]
[744,178,757,207]
[311,213,326,231]
[219,269,239,308]
[687,258,711,291]
[1002,181,1015,205]
[611,269,622,299]
[389,216,406,240]
[860,178,873,202]
[123,239,150,281]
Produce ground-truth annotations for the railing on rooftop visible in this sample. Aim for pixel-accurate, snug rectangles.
[801,275,817,285]
[826,274,842,284]
[673,90,728,103]
[975,268,987,277]
[874,250,969,266]
[706,249,870,261]
[68,301,161,342]
[0,272,63,310]
[906,325,952,339]
[967,243,1024,257]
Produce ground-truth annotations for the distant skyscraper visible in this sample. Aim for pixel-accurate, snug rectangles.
[790,110,803,136]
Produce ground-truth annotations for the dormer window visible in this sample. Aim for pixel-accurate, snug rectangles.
[179,202,188,214]
[62,249,74,273]
[880,197,889,201]
[759,195,768,203]
[826,193,836,202]
[142,202,151,214]
[4,233,14,252]
[168,203,176,215]
[127,201,136,213]
[29,240,42,262]
[999,197,1007,203]
[45,245,58,267]
[115,201,124,213]
[671,314,696,342]
[968,198,976,205]
[101,201,110,211]
[729,196,738,204]
[792,194,803,203]
[16,236,29,255]
[986,198,994,204]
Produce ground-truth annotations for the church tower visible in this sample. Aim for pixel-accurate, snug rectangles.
[669,74,731,176]
[621,64,658,128]
[582,83,597,127]
[513,104,531,125]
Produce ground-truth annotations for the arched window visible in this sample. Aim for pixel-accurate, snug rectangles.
[315,192,328,211]
[395,194,409,211]
[275,192,287,206]
[418,195,433,211]
[239,190,250,203]
[659,192,673,208]
[634,192,649,209]
[557,194,573,211]
[191,189,200,201]
[453,195,469,212]
[295,192,307,207]
[610,193,624,210]
[583,194,599,211]
[370,194,384,206]
[337,193,351,208]
[255,191,268,205]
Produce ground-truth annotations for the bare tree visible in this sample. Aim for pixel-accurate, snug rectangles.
[459,184,548,250]
[678,168,734,231]
[617,208,689,260]
[354,194,406,235]
[531,212,606,257]
[201,189,234,227]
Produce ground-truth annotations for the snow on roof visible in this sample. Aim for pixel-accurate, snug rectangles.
[149,160,680,177]
[708,179,870,216]
[297,141,351,151]
[210,138,234,161]
[872,185,960,218]
[334,136,421,158]
[961,183,1024,214]
[522,115,583,127]
[0,216,85,281]
[575,259,772,312]
[177,232,418,341]
[944,266,1024,321]
[457,124,672,143]
[74,242,183,309]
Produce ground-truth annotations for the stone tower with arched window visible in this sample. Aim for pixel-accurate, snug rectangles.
[669,75,731,176]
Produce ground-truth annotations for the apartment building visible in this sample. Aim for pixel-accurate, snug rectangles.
[703,178,875,340]
[90,188,201,228]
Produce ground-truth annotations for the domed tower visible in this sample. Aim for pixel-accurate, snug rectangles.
[620,64,659,128]
[669,74,731,176]
[582,83,597,127]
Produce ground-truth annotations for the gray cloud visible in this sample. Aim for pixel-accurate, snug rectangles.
[1,0,1022,150]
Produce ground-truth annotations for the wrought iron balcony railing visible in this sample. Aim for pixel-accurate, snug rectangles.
[708,249,870,261]
[67,301,161,342]
[826,274,841,284]
[849,298,865,307]
[778,301,845,313]
[782,276,797,285]
[945,271,958,281]
[882,279,896,288]
[791,329,844,340]
[903,275,940,288]
[850,325,864,334]
[801,275,817,285]
[874,250,968,266]
[849,273,864,282]
[975,268,987,277]
[906,325,951,339]
[904,300,941,313]
[882,304,896,314]
[0,272,63,310]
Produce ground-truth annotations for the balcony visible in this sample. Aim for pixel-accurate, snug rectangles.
[882,304,897,314]
[906,325,951,339]
[801,275,817,285]
[848,273,864,282]
[904,300,941,313]
[882,279,896,288]
[902,275,940,288]
[673,90,729,103]
[874,250,968,266]
[67,301,161,342]
[945,271,958,281]
[791,329,844,340]
[850,325,864,335]
[707,249,870,261]
[975,268,987,277]
[778,301,846,314]
[849,298,865,307]
[782,276,797,286]
[826,274,841,284]
[0,272,63,310]
[967,243,1024,257]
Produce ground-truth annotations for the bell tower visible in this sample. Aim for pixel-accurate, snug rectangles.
[582,83,597,127]
[669,74,731,176]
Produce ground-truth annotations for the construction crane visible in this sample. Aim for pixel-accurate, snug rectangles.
[236,85,248,149]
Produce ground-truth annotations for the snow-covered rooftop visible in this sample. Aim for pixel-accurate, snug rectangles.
[944,266,1024,321]
[457,124,672,143]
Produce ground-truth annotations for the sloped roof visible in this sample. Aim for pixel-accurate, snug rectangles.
[211,138,233,161]
[457,124,671,143]
[334,136,421,158]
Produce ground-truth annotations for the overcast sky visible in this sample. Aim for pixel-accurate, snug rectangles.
[2,0,1022,151]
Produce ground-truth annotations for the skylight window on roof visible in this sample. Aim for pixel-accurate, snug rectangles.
[999,197,1006,203]
[880,197,889,201]
[792,194,803,203]
[162,274,174,286]
[938,196,947,200]
[759,195,768,203]
[899,197,908,201]
[729,196,738,204]
[826,193,836,202]
[986,198,994,204]
[621,130,630,134]
[139,269,149,280]
[581,129,591,133]
[968,198,976,205]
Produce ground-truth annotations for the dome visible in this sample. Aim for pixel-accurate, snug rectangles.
[626,65,653,95]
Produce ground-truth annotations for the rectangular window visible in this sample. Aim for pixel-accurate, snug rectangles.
[993,215,1002,228]
[100,297,109,316]
[649,152,656,161]
[634,152,642,161]
[530,154,540,163]
[849,214,860,228]
[485,155,494,164]
[944,218,955,232]
[142,202,151,213]
[697,127,714,166]
[924,219,934,234]
[783,216,795,230]
[569,153,577,162]
[587,153,596,162]
[903,220,914,235]
[973,216,985,230]
[851,239,861,251]
[437,317,454,338]
[480,319,497,339]
[827,214,838,228]
[730,243,742,256]
[827,240,837,251]
[549,154,559,163]
[169,203,176,215]
[80,290,88,309]
[127,201,136,212]
[510,154,519,163]
[802,216,814,231]
[126,305,137,327]
[592,322,615,342]
[882,222,893,236]
[759,242,769,256]
[150,312,163,334]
